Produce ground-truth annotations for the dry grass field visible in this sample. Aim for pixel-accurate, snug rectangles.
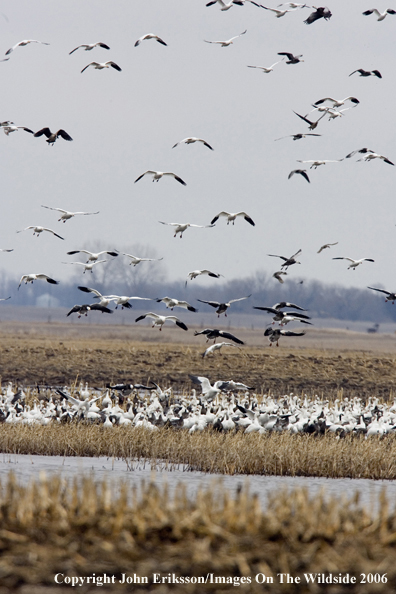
[1,320,396,399]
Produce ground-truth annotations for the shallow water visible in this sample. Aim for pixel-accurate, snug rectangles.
[0,453,394,511]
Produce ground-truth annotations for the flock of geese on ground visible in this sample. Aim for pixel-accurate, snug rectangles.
[0,380,394,437]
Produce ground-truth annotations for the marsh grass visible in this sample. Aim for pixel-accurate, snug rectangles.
[0,472,395,592]
[1,424,396,479]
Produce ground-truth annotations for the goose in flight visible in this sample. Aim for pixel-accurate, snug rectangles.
[273,301,306,311]
[77,286,116,307]
[273,270,287,283]
[123,253,163,266]
[69,42,110,55]
[67,249,118,262]
[293,110,326,130]
[349,68,382,79]
[188,375,228,401]
[296,159,343,169]
[317,242,338,253]
[204,30,247,47]
[358,152,394,165]
[197,295,251,316]
[332,257,375,269]
[255,306,311,326]
[41,206,99,222]
[134,170,186,185]
[0,296,11,302]
[368,287,396,303]
[194,328,244,344]
[67,303,113,318]
[277,52,303,64]
[5,39,49,55]
[0,249,13,253]
[205,0,247,10]
[2,124,34,136]
[81,61,121,73]
[172,137,213,150]
[34,128,73,145]
[247,60,283,73]
[17,226,64,240]
[313,96,359,107]
[288,169,310,183]
[156,297,198,312]
[135,312,188,331]
[78,287,152,309]
[362,8,396,20]
[304,6,332,24]
[264,327,306,346]
[275,132,321,141]
[159,221,215,238]
[210,211,255,226]
[261,6,297,16]
[18,273,59,290]
[202,342,238,358]
[186,270,223,285]
[134,34,167,47]
[268,249,302,269]
[62,260,108,273]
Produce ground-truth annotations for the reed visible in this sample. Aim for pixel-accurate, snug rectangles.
[1,424,396,479]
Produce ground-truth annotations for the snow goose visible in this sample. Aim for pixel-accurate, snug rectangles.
[0,249,13,252]
[332,257,375,269]
[293,110,326,130]
[275,132,321,141]
[18,274,59,290]
[204,30,247,47]
[247,60,283,73]
[186,269,223,283]
[261,6,297,16]
[273,271,287,283]
[304,6,332,24]
[202,342,238,358]
[17,226,64,240]
[272,301,306,311]
[81,61,121,73]
[123,253,163,266]
[205,0,245,10]
[188,375,228,400]
[134,170,186,185]
[317,242,338,253]
[254,306,311,325]
[41,205,99,221]
[159,221,215,238]
[264,327,306,346]
[277,52,303,64]
[197,295,251,316]
[69,42,110,54]
[362,8,396,20]
[210,211,255,226]
[62,260,108,273]
[194,328,244,344]
[0,296,11,302]
[76,286,115,307]
[288,169,310,183]
[135,312,188,331]
[2,124,34,136]
[296,158,343,169]
[34,128,73,145]
[67,249,118,262]
[267,248,302,269]
[134,34,167,47]
[313,96,359,107]
[5,39,49,55]
[106,295,153,309]
[172,137,213,150]
[156,297,198,312]
[358,152,394,165]
[349,68,382,79]
[368,287,396,303]
[66,303,113,318]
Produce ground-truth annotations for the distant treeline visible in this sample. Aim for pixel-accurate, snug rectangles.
[0,267,393,323]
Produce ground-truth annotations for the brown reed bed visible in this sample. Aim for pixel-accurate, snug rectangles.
[0,472,394,592]
[1,424,396,479]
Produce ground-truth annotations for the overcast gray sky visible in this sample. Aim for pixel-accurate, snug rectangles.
[1,0,395,297]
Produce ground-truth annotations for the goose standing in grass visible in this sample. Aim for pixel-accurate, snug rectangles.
[123,253,163,266]
[288,169,310,183]
[277,52,303,64]
[34,128,73,145]
[134,170,186,185]
[368,287,396,303]
[247,60,283,73]
[18,274,59,290]
[66,303,113,318]
[134,34,167,47]
[156,297,198,312]
[1,124,34,136]
[268,248,302,269]
[194,328,244,344]
[172,137,213,150]
[304,6,332,24]
[210,211,255,226]
[197,295,251,317]
[41,206,99,222]
[62,260,109,274]
[67,249,118,262]
[349,68,382,78]
[317,242,338,253]
[135,312,188,331]
[332,257,375,270]
[159,221,215,238]
[362,8,396,20]
[5,39,49,56]
[264,327,306,346]
[69,42,110,54]
[81,61,121,73]
[202,342,238,358]
[204,30,247,47]
[17,226,64,240]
